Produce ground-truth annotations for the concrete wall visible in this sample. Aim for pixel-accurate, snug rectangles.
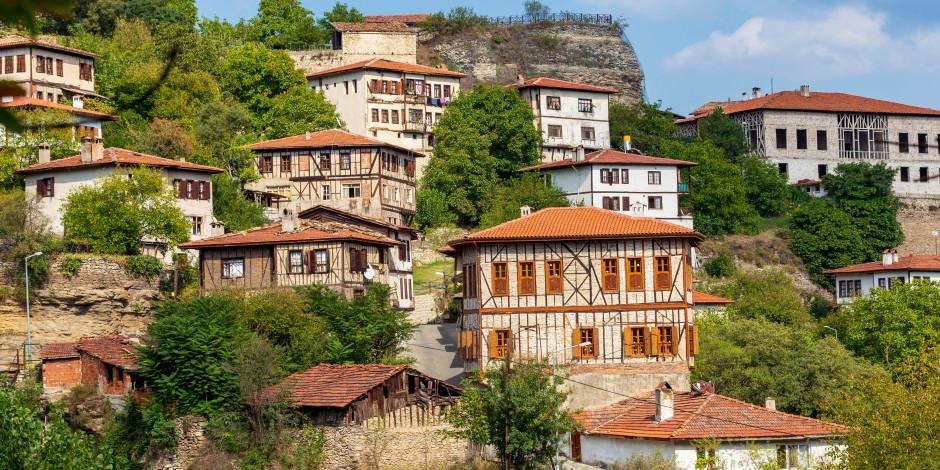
[341,31,417,64]
[520,87,611,161]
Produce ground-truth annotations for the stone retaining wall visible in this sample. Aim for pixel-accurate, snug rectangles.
[321,419,469,469]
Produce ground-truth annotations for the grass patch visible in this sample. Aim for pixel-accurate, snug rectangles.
[757,215,791,233]
[413,260,454,294]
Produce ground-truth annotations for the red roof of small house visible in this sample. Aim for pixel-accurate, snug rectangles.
[449,207,704,246]
[178,222,401,249]
[0,34,97,58]
[509,76,618,94]
[692,290,734,305]
[74,335,142,370]
[795,178,821,186]
[678,90,940,124]
[16,147,223,175]
[0,97,118,120]
[574,391,847,441]
[331,21,413,33]
[824,254,940,274]
[40,342,79,360]
[365,14,431,25]
[261,364,409,408]
[521,149,695,171]
[306,58,465,79]
[245,129,418,156]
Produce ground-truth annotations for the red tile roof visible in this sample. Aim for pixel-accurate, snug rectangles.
[521,149,695,171]
[331,21,413,33]
[263,364,409,408]
[679,90,940,123]
[17,147,223,175]
[824,254,940,274]
[0,97,118,120]
[795,179,821,186]
[306,58,465,79]
[0,34,97,58]
[450,207,703,245]
[298,204,418,234]
[246,129,418,155]
[40,342,79,360]
[509,77,618,94]
[692,290,734,305]
[574,391,847,441]
[178,222,400,249]
[365,14,431,25]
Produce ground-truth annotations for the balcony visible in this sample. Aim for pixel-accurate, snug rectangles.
[403,121,427,132]
[678,182,690,194]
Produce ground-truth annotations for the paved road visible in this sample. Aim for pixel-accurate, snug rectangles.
[407,322,465,385]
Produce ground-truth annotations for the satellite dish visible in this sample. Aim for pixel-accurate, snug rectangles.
[363,264,375,281]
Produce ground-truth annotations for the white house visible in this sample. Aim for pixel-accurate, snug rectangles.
[570,383,846,469]
[677,86,940,197]
[825,249,940,303]
[509,76,617,162]
[521,148,695,228]
[17,139,224,240]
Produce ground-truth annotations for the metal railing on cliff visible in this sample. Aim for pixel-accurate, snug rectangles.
[487,12,613,25]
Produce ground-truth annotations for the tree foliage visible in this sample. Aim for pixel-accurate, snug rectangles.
[220,43,307,116]
[478,172,570,228]
[262,86,340,139]
[62,167,190,254]
[741,156,790,217]
[211,174,267,232]
[608,100,678,155]
[414,188,456,230]
[249,0,320,49]
[697,108,747,160]
[718,268,812,326]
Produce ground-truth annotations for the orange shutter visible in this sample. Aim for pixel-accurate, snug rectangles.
[628,272,643,291]
[656,272,671,290]
[649,327,659,357]
[571,329,582,359]
[487,330,499,359]
[623,328,633,358]
[670,326,679,356]
[299,155,310,172]
[360,149,371,169]
[588,328,598,359]
[688,325,698,355]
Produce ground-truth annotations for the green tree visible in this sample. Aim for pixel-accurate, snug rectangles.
[447,358,577,468]
[150,71,222,127]
[693,316,885,417]
[211,174,267,232]
[789,199,868,286]
[414,188,456,229]
[740,156,789,217]
[523,0,551,18]
[718,268,812,326]
[608,100,678,155]
[193,100,258,181]
[136,118,194,161]
[697,108,748,160]
[262,86,340,139]
[319,2,364,32]
[823,162,903,256]
[661,140,758,235]
[220,43,307,116]
[478,172,570,228]
[237,289,330,372]
[62,167,190,254]
[0,108,79,188]
[249,0,320,49]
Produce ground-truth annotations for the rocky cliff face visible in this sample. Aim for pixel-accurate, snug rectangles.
[420,22,644,104]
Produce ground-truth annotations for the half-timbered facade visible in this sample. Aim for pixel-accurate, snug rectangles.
[445,206,704,407]
[246,129,418,227]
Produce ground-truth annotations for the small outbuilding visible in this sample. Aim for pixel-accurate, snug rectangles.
[40,335,146,399]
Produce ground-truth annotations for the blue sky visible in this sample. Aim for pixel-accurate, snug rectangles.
[195,0,940,115]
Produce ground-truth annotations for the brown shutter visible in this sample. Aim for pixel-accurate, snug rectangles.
[17,55,25,73]
[571,329,582,359]
[670,326,678,356]
[623,328,633,358]
[48,178,54,197]
[604,272,618,291]
[487,330,499,359]
[36,178,45,197]
[628,272,643,291]
[202,181,211,200]
[349,248,358,272]
[175,180,185,199]
[649,327,659,357]
[56,59,63,76]
[588,328,598,359]
[193,180,202,200]
[360,149,371,169]
[299,155,310,172]
[688,325,698,355]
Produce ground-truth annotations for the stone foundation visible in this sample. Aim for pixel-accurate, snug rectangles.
[321,420,469,469]
[565,362,692,410]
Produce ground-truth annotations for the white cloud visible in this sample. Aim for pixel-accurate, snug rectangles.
[665,5,940,77]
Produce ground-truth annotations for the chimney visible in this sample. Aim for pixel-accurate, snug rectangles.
[37,143,50,163]
[281,207,296,232]
[765,397,776,411]
[516,73,525,85]
[72,95,84,109]
[91,138,104,161]
[574,145,585,162]
[80,137,93,163]
[752,87,761,99]
[882,249,893,266]
[799,85,810,98]
[893,248,900,264]
[519,205,532,217]
[305,131,311,141]
[655,382,674,423]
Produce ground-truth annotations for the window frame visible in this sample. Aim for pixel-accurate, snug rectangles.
[546,96,561,110]
[545,260,563,294]
[577,98,593,113]
[517,261,536,296]
[314,249,329,273]
[601,258,620,293]
[899,132,909,153]
[222,257,245,279]
[288,249,304,274]
[648,196,663,210]
[656,325,676,356]
[648,171,662,185]
[817,130,828,150]
[492,262,509,296]
[547,124,562,138]
[796,129,807,149]
[625,326,647,358]
[775,128,787,149]
[575,327,597,359]
[580,126,596,141]
[653,256,671,291]
[918,133,928,153]
[626,257,644,291]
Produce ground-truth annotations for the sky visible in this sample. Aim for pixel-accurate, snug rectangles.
[194,0,940,115]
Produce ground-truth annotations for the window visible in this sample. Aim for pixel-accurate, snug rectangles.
[280,155,291,174]
[777,444,809,469]
[648,196,663,210]
[622,196,629,209]
[371,109,379,122]
[899,133,909,153]
[778,162,788,175]
[921,167,929,182]
[817,130,828,150]
[648,171,661,185]
[16,55,25,73]
[580,126,595,141]
[577,98,593,112]
[389,81,398,94]
[344,81,349,94]
[36,55,44,73]
[352,80,357,93]
[190,216,202,236]
[654,256,671,290]
[394,187,400,202]
[900,166,910,182]
[547,125,562,138]
[747,128,758,149]
[381,109,389,123]
[55,59,63,76]
[3,56,10,74]
[837,279,862,298]
[321,184,331,200]
[36,177,54,197]
[518,261,535,295]
[492,262,508,295]
[45,57,52,75]
[319,153,330,171]
[222,257,244,279]
[391,109,399,124]
[546,260,563,294]
[340,152,351,170]
[627,257,643,291]
[601,258,619,292]
[343,184,361,198]
[574,328,596,359]
[408,108,422,123]
[602,196,620,211]
[656,326,676,355]
[308,249,327,273]
[796,129,807,149]
[259,156,273,173]
[620,169,629,184]
[600,168,609,184]
[775,128,787,149]
[348,248,368,273]
[289,250,303,274]
[610,168,619,184]
[918,133,928,153]
[546,96,561,110]
[818,164,827,178]
[488,329,512,359]
[625,327,647,357]
[878,277,887,289]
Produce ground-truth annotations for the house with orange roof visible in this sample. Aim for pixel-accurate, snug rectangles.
[521,149,695,228]
[39,335,147,399]
[307,59,463,175]
[328,21,418,66]
[678,85,940,197]
[16,140,224,240]
[508,75,617,162]
[443,206,705,408]
[691,290,734,313]
[825,248,940,303]
[569,382,846,469]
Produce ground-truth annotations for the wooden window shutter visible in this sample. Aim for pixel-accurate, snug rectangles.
[649,327,659,357]
[36,178,45,196]
[299,155,310,172]
[201,181,211,200]
[487,330,499,359]
[656,271,671,290]
[670,326,678,356]
[360,249,368,270]
[56,59,63,76]
[175,180,185,199]
[571,329,582,359]
[688,325,699,355]
[623,328,632,358]
[589,328,598,358]
[360,149,371,169]
[349,248,358,272]
[628,272,643,291]
[193,180,202,200]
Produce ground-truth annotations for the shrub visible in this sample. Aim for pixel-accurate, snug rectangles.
[124,255,164,280]
[59,255,82,278]
[205,412,250,453]
[703,254,734,278]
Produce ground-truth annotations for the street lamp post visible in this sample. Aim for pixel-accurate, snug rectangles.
[24,251,43,365]
[823,325,838,341]
[551,341,591,470]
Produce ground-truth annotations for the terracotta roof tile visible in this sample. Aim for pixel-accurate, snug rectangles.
[509,77,618,94]
[679,90,940,123]
[451,207,703,245]
[331,21,413,33]
[262,364,409,408]
[17,147,223,175]
[521,149,694,171]
[691,290,734,305]
[824,254,940,274]
[0,97,117,120]
[306,58,465,79]
[365,14,431,25]
[74,335,142,370]
[574,391,847,440]
[246,129,418,155]
[40,342,79,360]
[0,34,97,58]
[298,205,418,234]
[178,222,401,249]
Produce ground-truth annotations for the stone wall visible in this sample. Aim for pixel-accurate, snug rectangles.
[321,416,469,469]
[565,363,692,410]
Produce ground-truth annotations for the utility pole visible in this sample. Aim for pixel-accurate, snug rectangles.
[503,351,511,470]
[24,251,43,366]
